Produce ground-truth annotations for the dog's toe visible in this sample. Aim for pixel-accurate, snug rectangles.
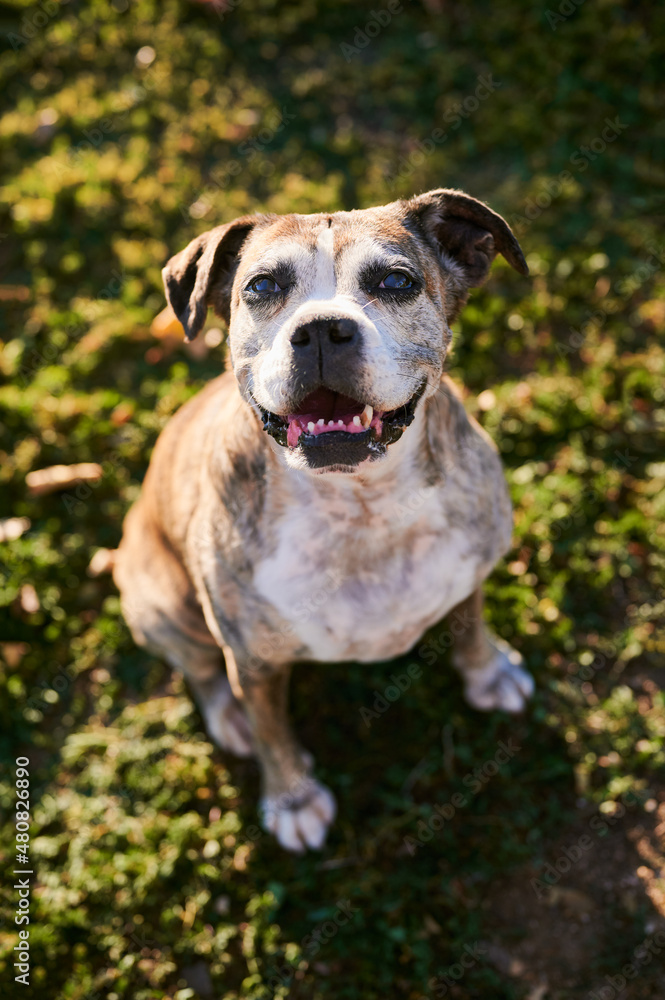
[463,641,534,714]
[261,780,336,853]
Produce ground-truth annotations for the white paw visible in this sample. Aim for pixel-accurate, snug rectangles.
[200,676,254,758]
[463,639,534,713]
[260,777,336,853]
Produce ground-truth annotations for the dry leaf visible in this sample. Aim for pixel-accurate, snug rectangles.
[183,336,210,361]
[88,548,116,577]
[150,305,184,339]
[0,642,30,668]
[546,886,596,914]
[0,516,31,542]
[20,583,40,614]
[485,941,526,976]
[477,389,497,411]
[0,285,30,301]
[514,381,533,405]
[110,401,135,426]
[422,914,442,936]
[26,463,103,496]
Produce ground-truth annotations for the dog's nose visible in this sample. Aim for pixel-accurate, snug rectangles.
[290,317,359,349]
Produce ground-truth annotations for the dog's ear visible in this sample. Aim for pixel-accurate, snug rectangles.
[162,215,267,341]
[407,188,528,319]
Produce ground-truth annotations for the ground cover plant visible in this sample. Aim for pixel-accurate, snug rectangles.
[0,0,664,997]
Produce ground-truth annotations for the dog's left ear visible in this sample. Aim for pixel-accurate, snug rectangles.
[407,188,528,318]
[162,214,269,341]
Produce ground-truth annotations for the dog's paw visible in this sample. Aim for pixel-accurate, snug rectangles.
[462,639,534,713]
[200,676,254,758]
[260,777,336,853]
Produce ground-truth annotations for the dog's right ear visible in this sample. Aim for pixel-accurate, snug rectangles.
[162,215,268,341]
[406,189,528,322]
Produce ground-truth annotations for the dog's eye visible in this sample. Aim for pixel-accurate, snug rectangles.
[379,271,413,290]
[247,276,282,294]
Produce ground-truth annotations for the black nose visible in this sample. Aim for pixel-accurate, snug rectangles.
[290,317,359,349]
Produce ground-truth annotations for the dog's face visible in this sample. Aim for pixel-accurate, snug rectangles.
[163,189,527,474]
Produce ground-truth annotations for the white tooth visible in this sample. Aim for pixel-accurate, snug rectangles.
[317,418,325,426]
[328,420,336,427]
[352,415,361,426]
[338,419,344,426]
[307,422,315,432]
[360,404,373,428]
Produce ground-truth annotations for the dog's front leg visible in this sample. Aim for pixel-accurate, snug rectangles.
[225,649,336,852]
[450,588,534,713]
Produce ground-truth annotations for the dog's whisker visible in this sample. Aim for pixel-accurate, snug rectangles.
[396,371,428,386]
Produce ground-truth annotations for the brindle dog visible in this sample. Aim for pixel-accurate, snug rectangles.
[114,188,534,852]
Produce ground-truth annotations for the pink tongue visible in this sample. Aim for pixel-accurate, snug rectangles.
[287,421,303,448]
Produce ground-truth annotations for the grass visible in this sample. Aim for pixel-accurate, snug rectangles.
[0,0,664,997]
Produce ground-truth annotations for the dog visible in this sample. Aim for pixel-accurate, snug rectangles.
[113,188,534,852]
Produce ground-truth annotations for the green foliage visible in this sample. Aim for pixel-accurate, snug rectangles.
[0,0,664,997]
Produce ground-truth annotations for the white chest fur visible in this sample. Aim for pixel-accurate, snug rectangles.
[252,467,485,664]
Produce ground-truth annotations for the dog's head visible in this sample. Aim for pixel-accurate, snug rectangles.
[163,189,527,474]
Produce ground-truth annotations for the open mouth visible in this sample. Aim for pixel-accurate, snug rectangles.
[255,382,426,457]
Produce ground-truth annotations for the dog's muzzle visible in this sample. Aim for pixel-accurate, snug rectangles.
[254,381,426,469]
